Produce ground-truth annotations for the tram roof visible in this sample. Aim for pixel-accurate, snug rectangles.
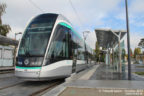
[95,29,126,49]
[0,35,19,46]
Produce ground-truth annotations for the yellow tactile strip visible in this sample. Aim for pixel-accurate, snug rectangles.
[59,87,144,96]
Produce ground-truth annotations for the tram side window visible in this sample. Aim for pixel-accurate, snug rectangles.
[71,31,78,59]
[68,29,73,59]
[47,25,69,60]
[71,31,85,60]
[77,38,85,60]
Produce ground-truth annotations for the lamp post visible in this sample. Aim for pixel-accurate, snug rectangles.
[13,32,22,66]
[83,31,90,64]
[125,0,131,80]
[15,32,22,40]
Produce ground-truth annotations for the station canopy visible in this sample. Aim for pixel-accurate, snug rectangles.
[0,35,18,46]
[95,29,126,49]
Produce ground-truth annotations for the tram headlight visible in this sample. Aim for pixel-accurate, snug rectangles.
[29,57,43,67]
[16,57,44,67]
[31,62,35,66]
[35,60,42,66]
[30,62,41,66]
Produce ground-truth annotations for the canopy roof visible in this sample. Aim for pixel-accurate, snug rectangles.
[0,35,18,46]
[95,29,126,49]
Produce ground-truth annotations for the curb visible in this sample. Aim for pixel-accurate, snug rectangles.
[132,73,144,79]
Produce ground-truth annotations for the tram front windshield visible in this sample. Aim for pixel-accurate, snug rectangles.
[18,15,56,57]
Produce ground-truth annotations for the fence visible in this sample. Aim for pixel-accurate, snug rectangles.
[0,46,14,67]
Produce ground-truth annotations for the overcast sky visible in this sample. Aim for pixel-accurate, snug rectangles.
[1,0,144,50]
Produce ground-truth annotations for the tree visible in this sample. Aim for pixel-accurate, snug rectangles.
[130,48,133,57]
[134,48,141,58]
[95,41,100,61]
[138,38,144,48]
[0,3,11,36]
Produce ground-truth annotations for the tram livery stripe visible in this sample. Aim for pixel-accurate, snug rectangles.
[16,66,41,69]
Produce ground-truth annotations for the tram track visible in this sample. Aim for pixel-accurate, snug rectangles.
[0,79,64,96]
[0,81,24,90]
[30,81,62,96]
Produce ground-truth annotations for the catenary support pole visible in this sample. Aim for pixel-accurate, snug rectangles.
[125,0,131,80]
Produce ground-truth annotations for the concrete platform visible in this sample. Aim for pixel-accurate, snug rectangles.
[0,67,14,73]
[44,80,144,96]
[43,64,144,96]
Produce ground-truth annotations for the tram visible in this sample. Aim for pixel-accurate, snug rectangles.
[15,13,94,80]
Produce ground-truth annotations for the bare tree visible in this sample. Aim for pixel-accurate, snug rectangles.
[0,3,11,36]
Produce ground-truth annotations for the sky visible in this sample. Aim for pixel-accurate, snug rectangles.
[1,0,144,51]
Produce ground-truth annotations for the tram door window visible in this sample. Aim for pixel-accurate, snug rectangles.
[70,31,85,60]
[68,29,73,59]
[65,30,69,58]
[70,31,77,59]
[46,25,69,63]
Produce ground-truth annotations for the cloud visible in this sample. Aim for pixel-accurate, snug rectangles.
[2,0,41,35]
[7,0,144,51]
[106,0,144,52]
[2,0,122,28]
[124,32,142,52]
[86,31,96,49]
[7,26,23,40]
[1,0,122,49]
[130,0,144,14]
[128,0,144,27]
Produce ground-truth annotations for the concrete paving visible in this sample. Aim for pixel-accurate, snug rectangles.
[0,72,64,96]
[78,65,99,80]
[58,80,144,96]
[43,80,144,96]
[0,73,23,89]
[1,64,144,96]
[90,64,126,80]
[58,87,143,96]
[126,64,144,72]
[0,80,61,96]
[0,73,14,79]
[43,63,144,96]
[125,64,144,81]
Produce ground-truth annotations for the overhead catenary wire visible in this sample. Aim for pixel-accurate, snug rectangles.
[28,0,44,13]
[68,0,83,26]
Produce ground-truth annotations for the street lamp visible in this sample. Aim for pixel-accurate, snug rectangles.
[83,31,89,41]
[125,0,131,80]
[13,32,22,66]
[83,31,90,64]
[15,32,22,40]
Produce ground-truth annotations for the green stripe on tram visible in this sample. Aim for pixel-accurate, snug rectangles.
[59,22,72,29]
[16,66,41,69]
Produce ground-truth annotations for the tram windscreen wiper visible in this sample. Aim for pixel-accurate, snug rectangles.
[25,49,31,56]
[24,36,31,56]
